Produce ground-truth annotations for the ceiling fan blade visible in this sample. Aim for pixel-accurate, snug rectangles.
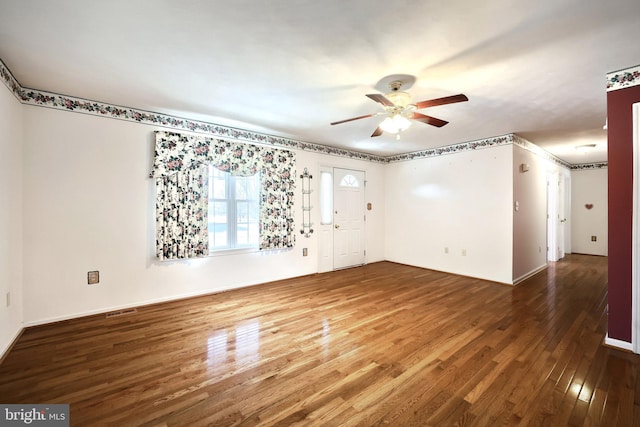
[411,112,449,127]
[330,114,374,125]
[366,93,395,107]
[371,127,383,137]
[415,94,468,110]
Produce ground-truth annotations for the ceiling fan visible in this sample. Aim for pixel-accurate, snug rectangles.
[330,80,468,138]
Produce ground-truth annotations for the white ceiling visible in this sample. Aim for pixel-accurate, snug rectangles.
[1,0,639,164]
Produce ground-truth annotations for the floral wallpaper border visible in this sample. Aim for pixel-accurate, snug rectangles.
[386,134,511,162]
[570,162,608,171]
[387,134,572,169]
[607,64,640,92]
[0,58,21,97]
[0,58,385,164]
[0,56,596,169]
[511,134,572,169]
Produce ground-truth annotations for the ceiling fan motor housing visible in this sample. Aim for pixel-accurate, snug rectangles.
[385,91,412,108]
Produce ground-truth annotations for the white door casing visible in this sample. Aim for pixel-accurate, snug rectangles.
[317,167,334,273]
[547,172,559,262]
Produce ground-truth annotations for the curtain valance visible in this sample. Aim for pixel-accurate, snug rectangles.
[153,131,295,179]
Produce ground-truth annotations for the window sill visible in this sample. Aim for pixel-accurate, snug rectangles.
[208,247,260,257]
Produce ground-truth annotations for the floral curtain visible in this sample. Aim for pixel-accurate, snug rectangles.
[155,165,209,260]
[153,131,296,259]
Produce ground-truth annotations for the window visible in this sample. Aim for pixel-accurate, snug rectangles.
[339,174,359,187]
[320,171,333,225]
[154,131,296,260]
[208,165,260,251]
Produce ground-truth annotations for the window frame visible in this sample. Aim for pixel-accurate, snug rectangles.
[207,165,261,254]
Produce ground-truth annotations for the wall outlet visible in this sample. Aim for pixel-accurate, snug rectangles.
[88,271,100,285]
[591,236,597,242]
[444,247,449,254]
[303,248,308,256]
[462,249,467,256]
[5,292,9,308]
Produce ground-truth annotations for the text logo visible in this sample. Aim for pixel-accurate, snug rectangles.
[1,404,69,426]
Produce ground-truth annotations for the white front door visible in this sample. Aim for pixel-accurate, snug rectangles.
[333,168,365,269]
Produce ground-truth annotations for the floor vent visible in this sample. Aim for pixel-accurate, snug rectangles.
[105,308,138,318]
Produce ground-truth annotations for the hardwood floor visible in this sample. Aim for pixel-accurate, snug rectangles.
[1,254,638,426]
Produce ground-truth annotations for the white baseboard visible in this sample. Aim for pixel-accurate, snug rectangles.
[23,271,313,328]
[0,325,24,362]
[604,334,634,352]
[513,263,548,285]
[22,287,231,327]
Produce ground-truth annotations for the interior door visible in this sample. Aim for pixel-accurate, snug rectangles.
[333,168,365,269]
[558,174,566,259]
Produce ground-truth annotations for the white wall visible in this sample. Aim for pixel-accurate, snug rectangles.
[512,145,550,283]
[0,83,24,357]
[384,145,513,284]
[571,168,608,255]
[20,106,385,325]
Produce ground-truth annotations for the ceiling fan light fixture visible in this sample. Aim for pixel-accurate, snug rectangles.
[330,77,467,139]
[379,114,412,134]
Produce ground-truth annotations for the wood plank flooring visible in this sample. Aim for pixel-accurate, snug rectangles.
[1,254,638,426]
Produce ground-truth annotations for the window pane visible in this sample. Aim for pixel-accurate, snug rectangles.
[236,178,248,200]
[237,201,248,222]
[236,199,257,247]
[210,166,226,199]
[207,167,260,252]
[339,174,359,187]
[235,175,260,201]
[208,201,228,248]
[210,202,227,223]
[320,171,333,225]
[213,176,226,199]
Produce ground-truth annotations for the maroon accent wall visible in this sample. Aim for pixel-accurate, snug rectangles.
[607,85,640,342]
